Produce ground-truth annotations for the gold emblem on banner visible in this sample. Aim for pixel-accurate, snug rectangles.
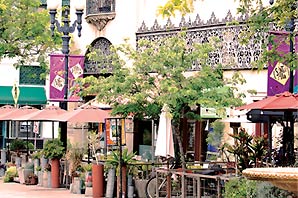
[270,62,290,85]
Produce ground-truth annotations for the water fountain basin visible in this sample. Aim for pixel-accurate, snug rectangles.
[242,167,298,194]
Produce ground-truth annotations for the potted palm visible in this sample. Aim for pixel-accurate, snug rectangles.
[42,139,64,188]
[87,131,104,198]
[106,148,136,198]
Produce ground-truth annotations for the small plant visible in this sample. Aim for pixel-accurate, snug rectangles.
[42,139,64,159]
[87,131,101,164]
[82,163,92,172]
[66,143,85,176]
[106,148,136,175]
[35,166,42,171]
[3,166,18,183]
[31,150,42,160]
[223,127,267,171]
[224,177,257,198]
[10,138,26,156]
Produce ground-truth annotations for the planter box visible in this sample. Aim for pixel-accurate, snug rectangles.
[134,179,148,198]
[134,179,149,198]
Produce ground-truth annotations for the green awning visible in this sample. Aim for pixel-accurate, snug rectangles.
[0,86,47,105]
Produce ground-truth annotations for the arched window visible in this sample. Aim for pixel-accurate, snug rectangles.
[84,37,113,76]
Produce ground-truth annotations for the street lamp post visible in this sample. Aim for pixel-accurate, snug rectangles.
[47,0,84,150]
[269,0,297,165]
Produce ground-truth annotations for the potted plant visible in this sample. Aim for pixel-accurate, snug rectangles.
[42,139,64,188]
[106,148,136,198]
[10,138,26,168]
[87,131,104,198]
[31,150,42,174]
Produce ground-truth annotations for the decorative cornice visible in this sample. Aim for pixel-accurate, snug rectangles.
[85,12,116,31]
[137,10,249,33]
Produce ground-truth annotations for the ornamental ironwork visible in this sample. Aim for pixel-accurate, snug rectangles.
[136,11,265,70]
[86,0,116,31]
[84,37,113,75]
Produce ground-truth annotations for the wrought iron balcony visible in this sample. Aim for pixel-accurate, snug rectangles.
[86,0,116,31]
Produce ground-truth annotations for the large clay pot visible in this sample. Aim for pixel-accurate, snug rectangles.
[51,158,60,188]
[117,166,127,198]
[92,163,104,198]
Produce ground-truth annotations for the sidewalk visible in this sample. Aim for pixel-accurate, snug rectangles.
[0,179,85,198]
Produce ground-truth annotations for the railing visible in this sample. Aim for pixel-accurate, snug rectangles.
[86,0,115,15]
[128,161,236,198]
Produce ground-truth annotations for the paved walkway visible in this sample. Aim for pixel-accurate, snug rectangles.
[0,179,85,198]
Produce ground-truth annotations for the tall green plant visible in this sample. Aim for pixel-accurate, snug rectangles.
[42,139,64,159]
[224,128,267,171]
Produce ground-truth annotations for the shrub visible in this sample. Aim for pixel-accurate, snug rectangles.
[42,139,64,159]
[3,166,17,183]
[224,177,257,198]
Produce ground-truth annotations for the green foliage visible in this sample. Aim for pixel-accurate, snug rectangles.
[87,131,101,164]
[255,181,297,198]
[35,166,42,171]
[206,120,225,149]
[27,142,34,150]
[42,139,64,159]
[31,150,42,159]
[0,0,60,69]
[10,139,26,152]
[106,148,136,168]
[157,0,195,17]
[3,166,18,183]
[66,143,85,174]
[82,163,92,172]
[80,33,244,125]
[223,128,267,171]
[224,177,257,198]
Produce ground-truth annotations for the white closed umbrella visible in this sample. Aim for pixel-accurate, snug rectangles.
[155,104,175,159]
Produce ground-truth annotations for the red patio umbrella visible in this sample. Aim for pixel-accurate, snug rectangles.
[55,105,110,123]
[236,91,298,110]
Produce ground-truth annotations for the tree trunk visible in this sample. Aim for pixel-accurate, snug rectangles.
[173,125,186,170]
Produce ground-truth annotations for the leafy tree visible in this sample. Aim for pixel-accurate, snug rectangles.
[79,33,245,167]
[0,0,60,70]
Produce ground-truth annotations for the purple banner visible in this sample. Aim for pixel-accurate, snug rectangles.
[267,32,298,96]
[49,54,85,102]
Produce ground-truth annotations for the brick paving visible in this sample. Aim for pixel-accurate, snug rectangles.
[0,179,85,198]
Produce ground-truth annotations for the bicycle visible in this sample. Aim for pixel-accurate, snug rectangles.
[145,160,181,198]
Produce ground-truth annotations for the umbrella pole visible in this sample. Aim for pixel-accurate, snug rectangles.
[166,160,171,196]
[34,132,37,150]
[52,122,54,139]
[26,121,29,162]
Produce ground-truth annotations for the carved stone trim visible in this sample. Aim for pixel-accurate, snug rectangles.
[85,12,116,31]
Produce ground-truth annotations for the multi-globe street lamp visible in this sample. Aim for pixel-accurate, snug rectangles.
[47,0,84,149]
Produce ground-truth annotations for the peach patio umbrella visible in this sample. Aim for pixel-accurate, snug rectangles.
[13,105,67,140]
[54,105,110,123]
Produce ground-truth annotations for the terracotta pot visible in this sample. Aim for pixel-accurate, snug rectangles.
[92,163,104,198]
[117,165,127,198]
[51,158,60,188]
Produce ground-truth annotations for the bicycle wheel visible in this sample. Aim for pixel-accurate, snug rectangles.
[146,176,168,198]
[145,176,158,198]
